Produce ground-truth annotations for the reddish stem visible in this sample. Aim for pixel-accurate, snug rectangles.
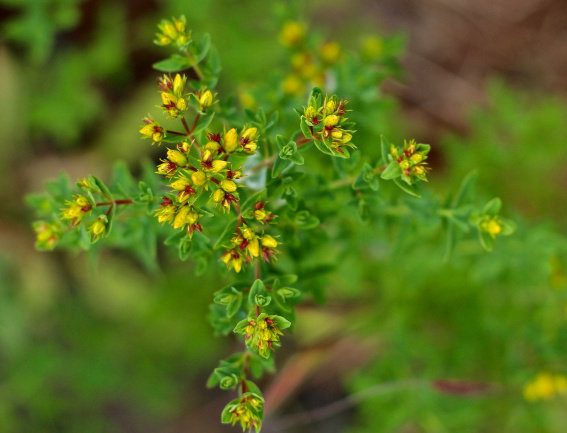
[166,130,187,136]
[190,114,201,133]
[181,117,191,134]
[96,199,134,207]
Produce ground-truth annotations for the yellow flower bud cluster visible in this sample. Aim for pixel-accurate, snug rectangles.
[153,196,203,238]
[222,393,264,432]
[220,224,279,273]
[34,221,60,250]
[61,194,92,226]
[303,94,356,155]
[235,313,285,358]
[139,116,165,146]
[278,21,344,95]
[156,144,191,179]
[523,373,567,402]
[158,74,189,119]
[154,15,191,48]
[389,139,431,184]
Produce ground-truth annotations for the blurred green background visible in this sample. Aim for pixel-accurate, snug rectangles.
[1,0,567,432]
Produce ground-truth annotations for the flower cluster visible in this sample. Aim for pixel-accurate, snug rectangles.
[222,392,264,432]
[33,221,60,250]
[234,313,291,358]
[157,74,188,119]
[154,15,191,48]
[523,373,567,401]
[303,95,356,154]
[279,21,343,95]
[220,223,279,273]
[139,116,165,146]
[61,194,92,226]
[389,139,431,184]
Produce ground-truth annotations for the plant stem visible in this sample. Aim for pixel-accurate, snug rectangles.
[166,130,187,136]
[96,199,134,207]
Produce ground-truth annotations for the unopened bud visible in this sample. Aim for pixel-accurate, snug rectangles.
[220,179,237,193]
[191,171,207,186]
[167,149,187,166]
[199,90,213,111]
[323,115,340,127]
[224,128,238,153]
[261,235,278,249]
[212,189,225,203]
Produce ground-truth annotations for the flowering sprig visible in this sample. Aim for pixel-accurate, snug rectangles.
[27,14,520,433]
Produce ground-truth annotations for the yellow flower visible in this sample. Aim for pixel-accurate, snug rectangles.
[524,373,567,401]
[282,74,304,96]
[88,218,106,241]
[279,21,305,47]
[320,41,341,64]
[34,221,59,250]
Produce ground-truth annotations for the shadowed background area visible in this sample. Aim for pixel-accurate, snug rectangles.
[1,0,567,432]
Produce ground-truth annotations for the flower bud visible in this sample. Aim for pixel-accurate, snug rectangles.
[170,177,191,190]
[279,21,305,47]
[224,128,238,153]
[220,179,237,193]
[187,210,199,224]
[211,160,227,173]
[320,41,341,64]
[241,226,255,240]
[199,90,213,111]
[167,149,187,166]
[172,74,185,97]
[325,99,337,114]
[90,220,106,236]
[241,127,258,142]
[247,238,260,257]
[212,189,225,203]
[161,92,177,106]
[178,141,191,153]
[173,206,190,229]
[202,149,213,163]
[331,129,343,139]
[323,115,340,127]
[176,97,187,112]
[341,133,353,144]
[410,153,423,163]
[205,141,220,152]
[254,208,267,221]
[304,106,317,120]
[261,235,278,249]
[191,171,207,186]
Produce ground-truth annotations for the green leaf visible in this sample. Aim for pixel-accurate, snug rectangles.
[152,54,191,72]
[380,161,401,180]
[289,150,305,165]
[214,218,238,249]
[90,175,112,200]
[300,117,312,138]
[272,315,291,330]
[393,178,421,197]
[479,230,494,251]
[193,33,211,63]
[227,294,243,318]
[193,112,215,134]
[294,210,320,230]
[313,139,334,156]
[308,87,323,108]
[272,155,293,178]
[248,280,267,307]
[483,198,502,216]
